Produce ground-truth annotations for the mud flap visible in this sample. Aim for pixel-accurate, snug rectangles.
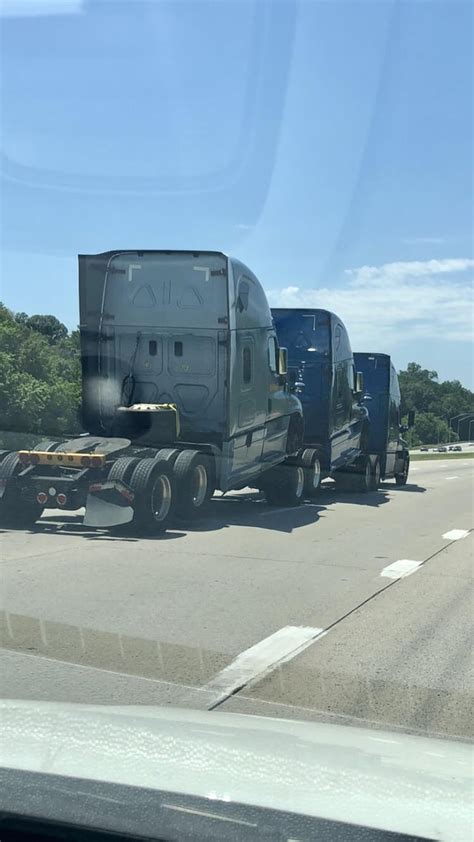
[84,488,133,527]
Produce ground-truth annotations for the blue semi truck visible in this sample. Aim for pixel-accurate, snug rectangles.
[271,309,413,494]
[354,352,412,486]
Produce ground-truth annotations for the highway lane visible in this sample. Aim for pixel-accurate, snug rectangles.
[1,459,472,739]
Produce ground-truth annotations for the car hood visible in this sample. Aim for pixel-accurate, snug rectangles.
[1,699,472,841]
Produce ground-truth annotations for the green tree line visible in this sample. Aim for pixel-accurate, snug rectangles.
[0,303,82,446]
[399,363,474,445]
[0,304,472,445]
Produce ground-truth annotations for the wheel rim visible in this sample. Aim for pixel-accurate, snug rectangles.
[296,466,305,497]
[311,459,321,490]
[151,474,172,522]
[191,464,208,507]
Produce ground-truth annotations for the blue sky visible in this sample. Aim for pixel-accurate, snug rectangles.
[1,0,472,386]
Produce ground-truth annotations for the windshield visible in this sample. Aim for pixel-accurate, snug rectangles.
[1,1,473,838]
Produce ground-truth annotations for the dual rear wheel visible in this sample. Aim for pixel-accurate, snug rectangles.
[109,449,215,533]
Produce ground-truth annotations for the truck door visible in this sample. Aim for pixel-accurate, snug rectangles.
[230,331,266,483]
[262,333,291,461]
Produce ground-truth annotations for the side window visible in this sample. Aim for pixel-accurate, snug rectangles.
[243,346,252,384]
[268,336,278,373]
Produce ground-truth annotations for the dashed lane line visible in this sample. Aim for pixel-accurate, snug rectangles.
[442,529,470,541]
[201,626,326,710]
[380,559,423,580]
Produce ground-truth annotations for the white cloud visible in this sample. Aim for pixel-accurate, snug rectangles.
[266,257,473,347]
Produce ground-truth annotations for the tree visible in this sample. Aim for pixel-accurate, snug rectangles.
[0,303,81,441]
[25,314,68,344]
[399,362,473,442]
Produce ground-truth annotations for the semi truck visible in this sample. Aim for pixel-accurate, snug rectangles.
[0,250,306,533]
[353,352,413,486]
[271,308,379,494]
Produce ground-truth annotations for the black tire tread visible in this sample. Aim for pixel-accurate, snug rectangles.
[129,458,175,532]
[108,456,141,484]
[173,449,213,516]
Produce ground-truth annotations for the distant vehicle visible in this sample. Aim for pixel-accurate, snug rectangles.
[449,445,462,452]
[420,446,429,451]
[438,446,448,452]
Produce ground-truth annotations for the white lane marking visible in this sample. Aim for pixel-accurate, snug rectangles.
[442,529,470,541]
[445,476,459,480]
[380,559,422,579]
[202,626,325,707]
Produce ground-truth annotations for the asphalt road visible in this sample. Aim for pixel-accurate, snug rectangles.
[1,459,472,741]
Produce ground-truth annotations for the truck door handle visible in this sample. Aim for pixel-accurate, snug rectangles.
[246,432,252,448]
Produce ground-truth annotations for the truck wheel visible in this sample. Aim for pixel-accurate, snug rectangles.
[301,448,321,497]
[356,456,372,493]
[155,448,180,464]
[263,463,305,507]
[370,456,381,491]
[173,450,214,518]
[0,452,44,528]
[128,458,175,533]
[395,456,409,486]
[108,456,141,484]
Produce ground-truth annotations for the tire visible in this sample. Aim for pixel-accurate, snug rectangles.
[395,455,409,486]
[173,450,214,518]
[0,452,44,528]
[128,458,175,533]
[356,456,372,493]
[300,448,322,498]
[263,462,305,507]
[370,456,381,491]
[155,448,180,464]
[336,456,371,494]
[108,456,142,484]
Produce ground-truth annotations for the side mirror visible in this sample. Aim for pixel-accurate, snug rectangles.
[278,347,288,376]
[354,371,364,397]
[407,409,415,428]
[400,424,409,434]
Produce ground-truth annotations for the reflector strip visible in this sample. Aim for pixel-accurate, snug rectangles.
[17,451,106,467]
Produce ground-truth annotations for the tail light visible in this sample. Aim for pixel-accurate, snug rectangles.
[18,452,31,465]
[29,453,40,465]
[81,455,91,467]
[36,492,48,505]
[91,455,103,467]
[56,493,67,506]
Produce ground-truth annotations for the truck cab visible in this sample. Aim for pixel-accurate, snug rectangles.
[353,352,412,485]
[271,308,368,478]
[79,250,303,493]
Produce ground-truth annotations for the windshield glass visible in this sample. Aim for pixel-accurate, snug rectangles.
[1,1,473,837]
